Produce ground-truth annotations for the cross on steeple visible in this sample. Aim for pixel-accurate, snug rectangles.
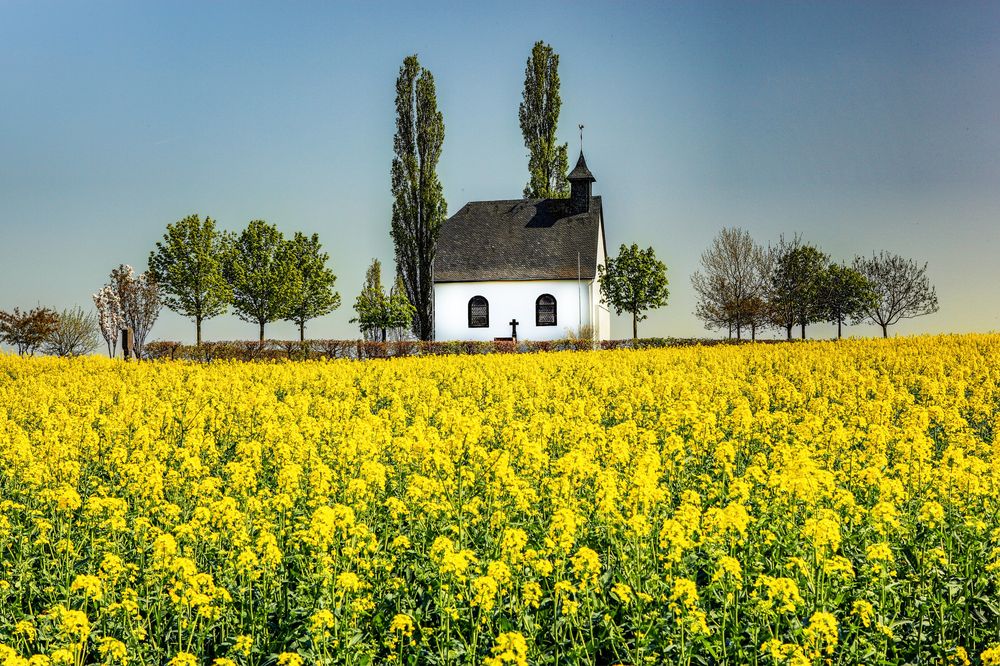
[579,124,584,153]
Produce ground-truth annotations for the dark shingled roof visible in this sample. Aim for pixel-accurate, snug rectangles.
[567,152,596,182]
[433,197,604,282]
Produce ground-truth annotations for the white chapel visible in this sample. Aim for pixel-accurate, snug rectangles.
[432,152,611,342]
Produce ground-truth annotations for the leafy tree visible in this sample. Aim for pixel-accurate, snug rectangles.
[43,306,100,357]
[0,307,59,356]
[351,259,414,342]
[818,263,876,339]
[148,214,231,345]
[520,40,570,199]
[224,220,300,342]
[105,264,161,357]
[598,243,670,339]
[691,227,772,340]
[770,237,828,340]
[853,251,939,337]
[390,54,446,341]
[283,232,341,341]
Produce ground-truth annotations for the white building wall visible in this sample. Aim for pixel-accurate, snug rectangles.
[434,280,603,342]
[593,223,611,340]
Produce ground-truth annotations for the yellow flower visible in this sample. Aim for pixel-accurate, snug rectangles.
[335,572,365,594]
[471,575,499,613]
[167,653,198,666]
[852,599,874,628]
[611,582,633,605]
[570,547,601,588]
[309,609,336,641]
[670,578,700,612]
[521,581,543,609]
[756,576,803,614]
[918,500,945,529]
[70,574,103,602]
[50,651,74,666]
[803,512,842,556]
[981,645,1000,666]
[13,620,36,641]
[97,638,129,665]
[804,611,838,656]
[389,613,414,637]
[276,653,303,666]
[712,555,743,588]
[46,605,90,645]
[483,631,528,666]
[232,635,253,657]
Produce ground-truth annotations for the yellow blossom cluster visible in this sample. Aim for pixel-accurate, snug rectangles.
[0,334,999,663]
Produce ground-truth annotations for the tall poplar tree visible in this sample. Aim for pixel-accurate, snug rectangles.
[148,214,230,345]
[390,54,446,341]
[520,40,569,199]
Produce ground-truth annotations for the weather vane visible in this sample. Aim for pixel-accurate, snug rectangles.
[579,124,585,153]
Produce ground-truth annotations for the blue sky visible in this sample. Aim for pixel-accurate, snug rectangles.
[2,1,998,342]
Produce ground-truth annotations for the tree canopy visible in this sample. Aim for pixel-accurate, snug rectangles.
[691,227,771,340]
[105,264,161,357]
[390,54,446,341]
[148,214,230,345]
[0,307,59,356]
[598,243,669,339]
[520,41,570,199]
[853,252,938,337]
[43,306,99,357]
[351,259,414,342]
[817,263,875,339]
[224,220,300,342]
[283,232,340,341]
[770,238,828,340]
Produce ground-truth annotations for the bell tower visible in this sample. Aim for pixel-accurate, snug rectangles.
[567,151,596,215]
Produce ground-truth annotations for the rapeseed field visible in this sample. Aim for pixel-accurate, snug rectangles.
[1,335,999,665]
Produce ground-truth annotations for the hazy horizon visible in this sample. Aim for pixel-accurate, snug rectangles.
[2,1,998,344]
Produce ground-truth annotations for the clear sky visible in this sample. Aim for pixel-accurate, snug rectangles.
[2,1,998,343]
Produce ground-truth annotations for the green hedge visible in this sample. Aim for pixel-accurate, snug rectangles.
[142,337,774,362]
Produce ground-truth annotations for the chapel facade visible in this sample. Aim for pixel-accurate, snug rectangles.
[432,152,611,342]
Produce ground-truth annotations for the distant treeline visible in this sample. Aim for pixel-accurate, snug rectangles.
[691,228,938,340]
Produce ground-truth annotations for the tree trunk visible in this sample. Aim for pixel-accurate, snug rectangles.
[196,317,202,346]
[837,319,842,340]
[751,323,757,342]
[800,321,806,340]
[632,311,637,340]
[736,324,742,341]
[259,321,265,343]
[299,322,305,342]
[786,324,792,341]
[881,323,888,338]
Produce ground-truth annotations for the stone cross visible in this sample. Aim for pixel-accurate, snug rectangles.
[509,318,519,341]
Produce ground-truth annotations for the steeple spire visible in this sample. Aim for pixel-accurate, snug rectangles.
[567,149,596,214]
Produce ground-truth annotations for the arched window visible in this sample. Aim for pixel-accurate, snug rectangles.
[536,294,557,326]
[468,296,489,328]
